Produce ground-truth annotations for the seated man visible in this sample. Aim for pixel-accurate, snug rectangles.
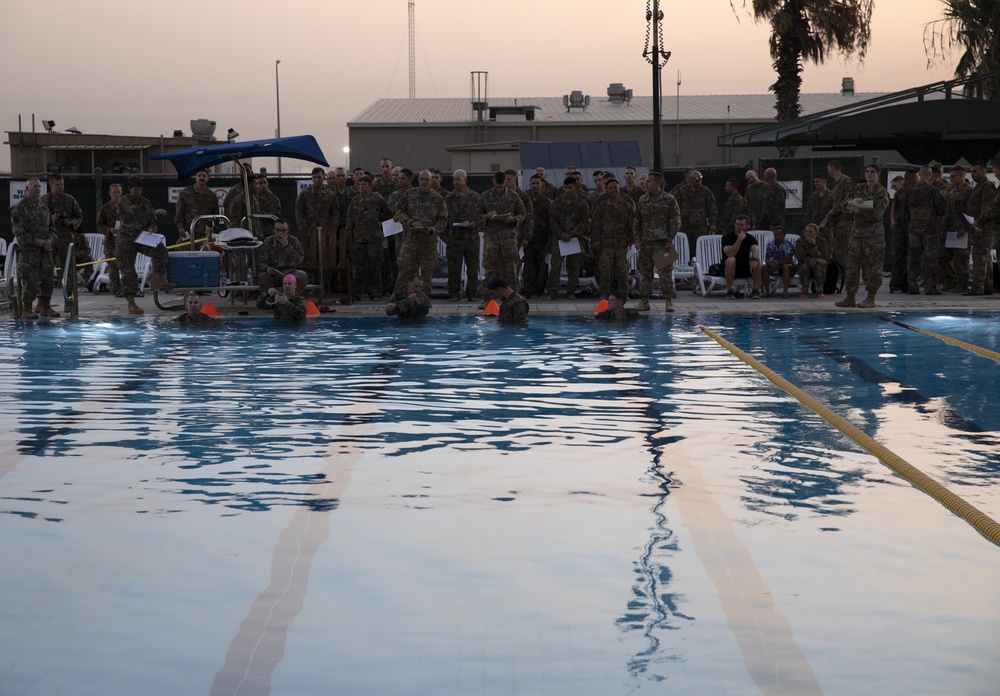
[594,289,639,322]
[489,277,529,325]
[763,225,797,297]
[385,273,431,319]
[722,215,763,299]
[257,218,305,292]
[257,273,307,321]
[175,291,214,324]
[794,223,829,298]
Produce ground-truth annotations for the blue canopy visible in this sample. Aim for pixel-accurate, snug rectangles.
[148,135,329,179]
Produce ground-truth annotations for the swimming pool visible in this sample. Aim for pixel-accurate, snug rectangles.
[1,313,998,695]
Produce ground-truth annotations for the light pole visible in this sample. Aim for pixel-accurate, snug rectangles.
[275,59,282,174]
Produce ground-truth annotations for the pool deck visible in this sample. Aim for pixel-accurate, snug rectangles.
[20,281,1000,320]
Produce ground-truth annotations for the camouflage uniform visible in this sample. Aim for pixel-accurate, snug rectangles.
[11,195,57,307]
[294,186,338,274]
[889,185,911,292]
[373,175,396,200]
[623,185,644,207]
[42,191,88,277]
[176,311,214,324]
[794,235,830,293]
[844,182,889,298]
[347,192,392,298]
[257,233,305,292]
[594,307,640,322]
[905,182,947,294]
[385,289,431,318]
[633,191,681,300]
[174,185,219,239]
[942,182,974,291]
[253,190,282,240]
[829,174,856,266]
[512,187,534,246]
[394,188,448,295]
[979,186,1000,293]
[522,192,551,297]
[497,291,529,325]
[744,181,765,228]
[256,291,307,321]
[679,185,717,244]
[967,179,996,293]
[719,191,747,235]
[224,182,245,223]
[444,188,481,299]
[477,187,527,299]
[758,182,786,230]
[384,186,412,295]
[97,200,124,294]
[805,188,834,249]
[591,196,634,298]
[117,194,170,299]
[544,195,589,297]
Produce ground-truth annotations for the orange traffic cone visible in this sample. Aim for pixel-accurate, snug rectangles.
[593,299,609,315]
[200,302,220,318]
[305,301,321,317]
[483,300,500,316]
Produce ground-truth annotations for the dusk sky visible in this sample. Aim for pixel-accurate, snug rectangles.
[2,0,959,174]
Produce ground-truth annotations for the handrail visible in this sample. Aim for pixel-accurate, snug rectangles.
[62,242,78,318]
[2,241,18,315]
[189,214,231,250]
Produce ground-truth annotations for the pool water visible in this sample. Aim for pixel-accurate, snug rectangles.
[1,313,998,695]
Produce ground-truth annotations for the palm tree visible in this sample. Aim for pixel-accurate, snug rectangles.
[731,1,875,122]
[924,0,1000,99]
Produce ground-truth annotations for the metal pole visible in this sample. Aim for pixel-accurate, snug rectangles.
[651,0,662,173]
[275,59,282,174]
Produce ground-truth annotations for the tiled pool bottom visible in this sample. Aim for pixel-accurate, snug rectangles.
[0,315,998,695]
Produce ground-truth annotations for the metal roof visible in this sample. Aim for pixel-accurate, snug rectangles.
[348,93,886,127]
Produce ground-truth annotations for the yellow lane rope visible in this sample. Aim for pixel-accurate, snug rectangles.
[877,315,1000,365]
[697,324,1000,549]
[64,237,210,270]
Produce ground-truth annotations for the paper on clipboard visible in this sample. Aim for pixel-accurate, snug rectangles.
[136,231,165,247]
[652,246,679,272]
[944,231,968,249]
[382,219,404,237]
[558,237,582,256]
[964,213,976,225]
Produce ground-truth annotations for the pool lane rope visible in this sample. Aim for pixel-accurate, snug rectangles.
[877,315,1000,365]
[697,325,1000,549]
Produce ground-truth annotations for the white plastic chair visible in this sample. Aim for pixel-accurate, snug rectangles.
[693,234,726,296]
[672,232,694,284]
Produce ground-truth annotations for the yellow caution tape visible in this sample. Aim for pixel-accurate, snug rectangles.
[698,324,1000,549]
[69,237,209,269]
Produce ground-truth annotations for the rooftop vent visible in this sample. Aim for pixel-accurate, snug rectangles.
[841,77,855,97]
[563,91,590,113]
[489,105,537,122]
[606,83,633,105]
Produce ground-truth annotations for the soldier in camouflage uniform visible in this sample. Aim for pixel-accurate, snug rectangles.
[11,177,58,318]
[490,277,529,325]
[41,173,91,292]
[505,169,534,248]
[257,273,308,321]
[719,178,747,235]
[394,170,448,296]
[327,168,354,237]
[633,171,681,312]
[835,165,889,308]
[758,168,786,231]
[794,223,830,298]
[905,166,947,295]
[385,274,431,319]
[744,170,765,229]
[965,162,996,295]
[544,176,589,300]
[294,167,338,283]
[257,219,305,293]
[444,169,481,301]
[679,171,717,244]
[805,175,834,250]
[591,179,634,299]
[347,176,392,299]
[117,176,175,315]
[252,175,282,240]
[622,167,644,206]
[941,166,974,292]
[522,174,552,297]
[373,159,397,199]
[97,183,126,296]
[478,171,527,305]
[174,170,219,242]
[827,160,856,267]
[385,168,414,295]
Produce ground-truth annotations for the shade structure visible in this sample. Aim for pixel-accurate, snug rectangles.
[149,135,329,179]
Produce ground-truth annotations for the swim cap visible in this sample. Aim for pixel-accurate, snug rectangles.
[283,273,297,283]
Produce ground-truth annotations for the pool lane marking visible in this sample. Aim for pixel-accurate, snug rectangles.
[876,315,1000,365]
[697,325,1000,549]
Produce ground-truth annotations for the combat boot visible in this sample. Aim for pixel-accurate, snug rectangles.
[38,298,61,318]
[126,297,144,315]
[635,298,650,311]
[857,292,877,308]
[835,293,856,307]
[664,297,675,312]
[152,273,176,291]
[18,300,38,320]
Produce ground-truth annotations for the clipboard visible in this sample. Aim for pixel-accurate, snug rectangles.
[652,245,679,272]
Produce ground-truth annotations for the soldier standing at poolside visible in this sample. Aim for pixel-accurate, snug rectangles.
[888,171,916,293]
[719,178,747,235]
[523,174,552,298]
[744,170,765,229]
[12,177,58,319]
[758,168,786,231]
[347,175,392,300]
[444,169,481,302]
[835,164,889,308]
[478,171,527,305]
[805,174,834,250]
[385,168,414,295]
[253,174,282,240]
[175,169,218,242]
[118,176,175,315]
[257,218,305,293]
[373,159,396,199]
[633,172,681,313]
[941,166,974,293]
[622,167,644,206]
[97,183,126,297]
[827,160,855,267]
[967,162,996,295]
[295,167,337,283]
[41,172,90,295]
[393,170,448,295]
[679,171,717,244]
[505,169,533,247]
[905,166,947,295]
[592,179,634,299]
[544,176,589,301]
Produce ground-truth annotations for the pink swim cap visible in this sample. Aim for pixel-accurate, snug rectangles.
[283,273,297,283]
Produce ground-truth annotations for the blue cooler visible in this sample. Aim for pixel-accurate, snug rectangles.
[168,250,222,287]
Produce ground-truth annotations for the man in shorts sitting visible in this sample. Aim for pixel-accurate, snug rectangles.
[722,215,764,299]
